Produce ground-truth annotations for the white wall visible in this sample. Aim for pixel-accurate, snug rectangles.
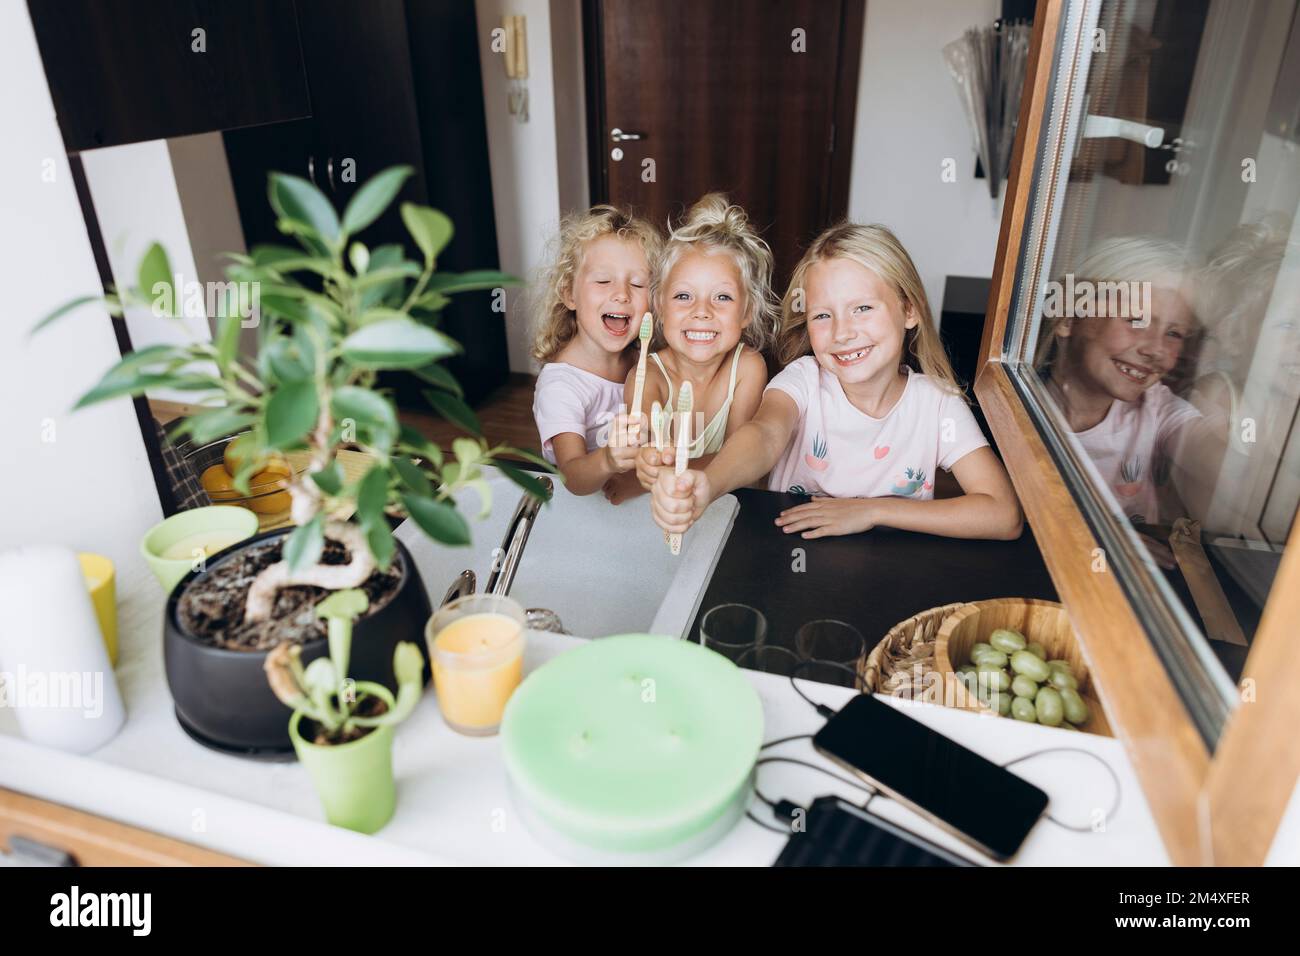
[475,0,563,373]
[79,140,216,400]
[847,0,1005,321]
[0,1,163,560]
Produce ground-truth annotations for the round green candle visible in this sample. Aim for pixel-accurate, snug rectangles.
[501,634,764,857]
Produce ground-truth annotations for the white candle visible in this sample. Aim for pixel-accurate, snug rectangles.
[0,546,125,753]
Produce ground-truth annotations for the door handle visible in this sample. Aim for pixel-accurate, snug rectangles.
[610,128,645,142]
[307,155,318,186]
[327,156,337,193]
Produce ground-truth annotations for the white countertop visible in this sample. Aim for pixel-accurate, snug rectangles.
[0,550,1169,866]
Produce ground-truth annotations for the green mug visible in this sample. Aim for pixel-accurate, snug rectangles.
[140,505,260,594]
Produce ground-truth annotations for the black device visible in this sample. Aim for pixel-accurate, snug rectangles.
[774,796,975,867]
[812,694,1049,861]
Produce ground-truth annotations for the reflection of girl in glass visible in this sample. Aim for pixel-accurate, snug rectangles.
[1189,219,1294,445]
[1036,238,1223,553]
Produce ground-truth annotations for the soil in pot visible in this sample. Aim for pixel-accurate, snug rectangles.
[177,537,404,651]
[300,694,389,746]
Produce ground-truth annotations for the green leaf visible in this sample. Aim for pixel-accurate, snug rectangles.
[268,172,340,244]
[310,459,345,496]
[412,363,463,398]
[182,406,258,445]
[258,294,311,324]
[500,446,556,471]
[400,203,454,265]
[263,338,313,384]
[284,515,325,574]
[367,244,405,272]
[341,318,459,369]
[425,270,522,295]
[317,587,369,621]
[402,493,470,546]
[367,519,396,571]
[356,464,391,531]
[250,244,306,266]
[422,388,481,436]
[137,243,174,317]
[496,461,555,502]
[342,165,412,236]
[74,373,216,409]
[393,457,432,497]
[398,424,444,467]
[352,263,422,291]
[30,295,101,335]
[331,386,397,451]
[215,313,241,372]
[265,379,319,449]
[348,242,370,275]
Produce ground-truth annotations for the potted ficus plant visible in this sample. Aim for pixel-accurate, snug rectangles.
[265,588,420,833]
[36,165,552,756]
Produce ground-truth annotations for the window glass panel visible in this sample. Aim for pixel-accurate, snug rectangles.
[1006,0,1299,743]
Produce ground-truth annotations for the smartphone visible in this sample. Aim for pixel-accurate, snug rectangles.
[812,694,1048,861]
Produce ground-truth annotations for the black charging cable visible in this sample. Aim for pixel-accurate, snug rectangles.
[755,666,1125,838]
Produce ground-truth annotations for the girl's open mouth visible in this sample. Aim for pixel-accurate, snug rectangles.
[683,329,719,343]
[831,346,873,366]
[1112,359,1154,384]
[602,312,631,335]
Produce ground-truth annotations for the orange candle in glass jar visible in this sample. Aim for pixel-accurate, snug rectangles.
[427,597,526,736]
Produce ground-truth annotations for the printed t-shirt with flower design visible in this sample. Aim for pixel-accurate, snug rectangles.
[764,357,988,499]
[1069,382,1201,526]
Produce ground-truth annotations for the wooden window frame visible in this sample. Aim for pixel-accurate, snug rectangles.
[977,0,1300,866]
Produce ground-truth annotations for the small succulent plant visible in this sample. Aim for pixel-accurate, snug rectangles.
[264,588,421,742]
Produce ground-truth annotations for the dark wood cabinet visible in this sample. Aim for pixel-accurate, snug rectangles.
[224,0,507,407]
[27,0,310,151]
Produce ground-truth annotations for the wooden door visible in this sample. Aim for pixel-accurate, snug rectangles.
[584,0,864,285]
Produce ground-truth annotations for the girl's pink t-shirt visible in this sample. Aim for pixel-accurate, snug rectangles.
[765,357,988,498]
[532,362,625,464]
[1069,382,1201,526]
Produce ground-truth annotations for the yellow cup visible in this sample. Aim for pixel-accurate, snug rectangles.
[77,552,117,666]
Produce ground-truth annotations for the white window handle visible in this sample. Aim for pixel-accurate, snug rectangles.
[1083,115,1165,148]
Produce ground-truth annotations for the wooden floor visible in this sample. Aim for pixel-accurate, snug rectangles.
[399,374,542,459]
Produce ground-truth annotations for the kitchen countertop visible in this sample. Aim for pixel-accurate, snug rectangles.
[0,542,1167,866]
[692,489,1058,683]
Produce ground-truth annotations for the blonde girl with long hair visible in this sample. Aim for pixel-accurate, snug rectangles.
[628,194,776,495]
[531,205,663,501]
[651,222,1023,540]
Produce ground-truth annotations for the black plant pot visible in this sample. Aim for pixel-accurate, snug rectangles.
[164,528,432,759]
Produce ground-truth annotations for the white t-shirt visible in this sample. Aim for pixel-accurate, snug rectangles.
[1070,382,1201,526]
[532,362,625,464]
[765,357,988,498]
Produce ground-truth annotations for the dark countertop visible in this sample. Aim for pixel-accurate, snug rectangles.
[690,489,1058,685]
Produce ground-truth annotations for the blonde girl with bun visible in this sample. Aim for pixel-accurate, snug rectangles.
[651,222,1023,541]
[531,205,663,502]
[630,193,775,494]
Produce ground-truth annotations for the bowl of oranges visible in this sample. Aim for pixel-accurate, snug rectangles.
[183,434,303,528]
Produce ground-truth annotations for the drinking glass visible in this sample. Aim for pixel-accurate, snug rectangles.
[700,603,766,665]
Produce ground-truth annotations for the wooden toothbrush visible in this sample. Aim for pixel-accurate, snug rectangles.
[669,381,693,555]
[630,312,653,426]
[650,399,670,544]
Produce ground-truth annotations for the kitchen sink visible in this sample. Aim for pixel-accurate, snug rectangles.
[394,467,739,639]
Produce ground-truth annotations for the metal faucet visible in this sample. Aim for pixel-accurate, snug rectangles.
[436,478,564,632]
[485,477,553,596]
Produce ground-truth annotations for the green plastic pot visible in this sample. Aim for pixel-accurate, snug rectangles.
[289,682,396,834]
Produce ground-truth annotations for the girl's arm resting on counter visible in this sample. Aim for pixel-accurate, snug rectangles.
[775,446,1024,541]
[550,432,618,496]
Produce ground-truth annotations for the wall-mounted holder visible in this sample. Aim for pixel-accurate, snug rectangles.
[503,15,529,123]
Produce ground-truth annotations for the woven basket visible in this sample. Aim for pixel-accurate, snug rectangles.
[857,602,969,699]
